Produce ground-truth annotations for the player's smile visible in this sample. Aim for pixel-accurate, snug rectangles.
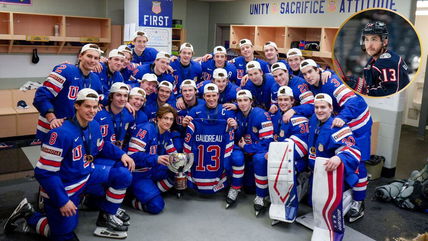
[158,112,174,131]
[278,96,293,112]
[129,95,144,111]
[315,102,332,122]
[288,56,301,71]
[272,70,289,86]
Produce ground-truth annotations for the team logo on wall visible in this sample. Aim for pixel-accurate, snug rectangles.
[152,1,162,14]
[327,0,337,12]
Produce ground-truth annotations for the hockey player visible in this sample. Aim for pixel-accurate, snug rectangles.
[229,39,270,86]
[286,48,305,78]
[132,52,175,87]
[127,105,178,214]
[130,31,158,65]
[144,81,176,122]
[96,49,125,105]
[270,62,314,118]
[34,44,104,142]
[300,59,372,222]
[197,68,239,106]
[361,21,410,96]
[228,90,274,215]
[5,88,134,240]
[169,42,202,94]
[242,61,276,111]
[128,87,148,125]
[263,41,292,73]
[135,73,159,98]
[117,45,138,85]
[201,46,238,83]
[308,93,361,241]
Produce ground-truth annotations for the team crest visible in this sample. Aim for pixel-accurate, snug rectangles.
[152,1,161,14]
[252,126,258,133]
[318,144,324,152]
[380,53,391,59]
[279,130,284,137]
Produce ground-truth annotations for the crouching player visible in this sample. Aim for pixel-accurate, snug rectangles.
[4,89,134,240]
[308,94,360,241]
[127,105,178,214]
[227,90,274,215]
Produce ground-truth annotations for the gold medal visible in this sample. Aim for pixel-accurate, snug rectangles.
[252,127,258,133]
[318,144,324,152]
[115,140,123,147]
[310,147,316,154]
[85,154,94,163]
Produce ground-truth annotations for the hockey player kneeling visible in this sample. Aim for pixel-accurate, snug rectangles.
[308,94,361,241]
[268,86,309,224]
[4,89,135,240]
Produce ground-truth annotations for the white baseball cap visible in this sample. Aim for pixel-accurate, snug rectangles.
[158,81,173,92]
[271,62,288,73]
[236,89,253,100]
[239,39,253,48]
[138,73,158,84]
[156,52,171,60]
[180,79,197,90]
[129,87,146,98]
[277,86,294,98]
[213,68,228,79]
[204,83,219,94]
[314,93,333,106]
[80,44,104,54]
[76,88,99,101]
[180,42,194,53]
[110,82,130,94]
[131,31,148,41]
[264,41,278,50]
[213,46,227,55]
[108,49,125,59]
[287,48,302,58]
[118,45,132,55]
[246,61,261,72]
[300,59,318,71]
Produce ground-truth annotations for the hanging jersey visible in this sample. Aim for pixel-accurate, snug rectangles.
[183,118,234,194]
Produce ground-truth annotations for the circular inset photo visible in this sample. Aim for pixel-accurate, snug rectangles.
[333,8,421,97]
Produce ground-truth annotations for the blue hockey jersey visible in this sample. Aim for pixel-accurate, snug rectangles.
[94,107,135,148]
[135,109,148,125]
[169,59,202,94]
[364,50,410,96]
[242,74,276,111]
[201,59,238,83]
[307,115,361,187]
[197,80,239,104]
[34,64,103,140]
[235,107,274,154]
[188,103,235,121]
[96,62,124,105]
[35,119,124,208]
[131,47,158,65]
[229,56,270,86]
[183,118,234,193]
[143,93,177,122]
[270,75,315,117]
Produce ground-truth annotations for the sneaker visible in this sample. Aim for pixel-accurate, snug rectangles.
[96,211,128,232]
[4,198,35,234]
[115,208,130,225]
[347,200,365,223]
[225,188,240,208]
[254,196,266,216]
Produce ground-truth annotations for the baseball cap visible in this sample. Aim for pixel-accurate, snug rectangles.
[158,81,173,92]
[264,41,278,50]
[139,73,158,84]
[236,89,253,100]
[213,68,228,79]
[299,59,318,71]
[180,42,194,52]
[246,61,261,72]
[239,39,253,48]
[108,49,125,59]
[156,52,171,60]
[314,93,333,106]
[76,88,99,101]
[204,83,219,94]
[118,45,132,55]
[180,79,197,90]
[129,87,146,98]
[80,44,104,54]
[213,46,227,55]
[277,86,293,98]
[110,82,130,94]
[287,48,302,58]
[271,62,288,73]
[131,31,148,41]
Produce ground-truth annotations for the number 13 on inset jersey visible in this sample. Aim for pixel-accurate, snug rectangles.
[195,145,221,172]
[381,68,397,82]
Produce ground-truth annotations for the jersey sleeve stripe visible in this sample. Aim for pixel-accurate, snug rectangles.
[348,107,371,131]
[43,81,62,96]
[299,91,315,104]
[290,136,308,157]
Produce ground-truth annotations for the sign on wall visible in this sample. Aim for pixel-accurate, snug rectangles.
[0,0,31,5]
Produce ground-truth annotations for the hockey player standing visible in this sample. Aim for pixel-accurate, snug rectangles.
[300,59,372,222]
[263,41,292,73]
[227,90,274,215]
[117,45,137,84]
[286,48,305,78]
[96,49,125,105]
[5,88,134,240]
[130,31,158,65]
[34,44,104,141]
[132,52,175,87]
[361,21,410,96]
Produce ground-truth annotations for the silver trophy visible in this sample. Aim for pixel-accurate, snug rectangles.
[167,153,194,197]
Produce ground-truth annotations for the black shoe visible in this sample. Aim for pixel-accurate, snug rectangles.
[347,200,365,223]
[115,208,130,225]
[4,198,35,234]
[254,196,266,216]
[96,211,128,232]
